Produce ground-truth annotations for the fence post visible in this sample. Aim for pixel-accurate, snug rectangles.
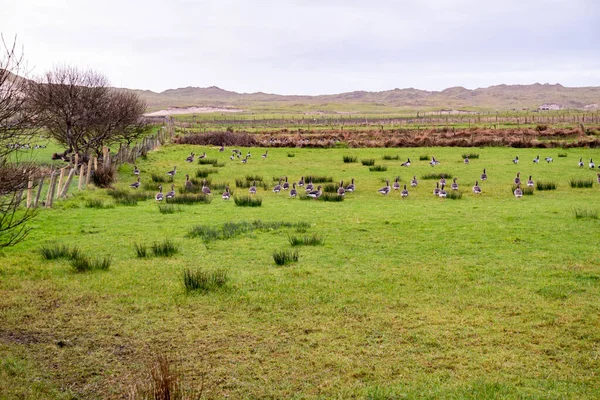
[78,164,85,190]
[59,168,76,198]
[46,172,57,208]
[34,176,45,208]
[56,168,65,199]
[26,178,34,208]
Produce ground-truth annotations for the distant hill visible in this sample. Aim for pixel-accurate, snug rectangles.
[130,83,600,112]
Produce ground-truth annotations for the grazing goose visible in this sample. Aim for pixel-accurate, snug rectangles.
[185,174,193,191]
[451,178,459,191]
[527,175,534,187]
[166,184,175,199]
[401,184,409,198]
[290,183,298,198]
[133,165,140,175]
[578,157,584,168]
[514,172,521,185]
[241,156,248,164]
[463,157,470,164]
[433,182,440,196]
[202,179,211,195]
[472,181,481,194]
[219,144,225,152]
[305,179,314,192]
[513,155,519,164]
[533,155,540,163]
[262,150,268,159]
[590,158,595,169]
[514,184,523,198]
[230,154,235,161]
[378,180,391,195]
[439,176,446,186]
[438,184,447,198]
[155,185,164,201]
[185,152,195,163]
[392,177,401,190]
[166,166,177,177]
[345,178,355,192]
[283,176,290,190]
[129,177,141,189]
[246,151,251,158]
[249,181,257,195]
[199,152,207,159]
[401,158,411,167]
[298,176,305,187]
[545,156,553,163]
[410,176,418,187]
[307,185,322,199]
[222,186,230,200]
[337,180,345,196]
[273,178,282,193]
[481,168,487,181]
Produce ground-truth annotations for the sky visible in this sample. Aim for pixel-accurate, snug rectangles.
[2,0,599,95]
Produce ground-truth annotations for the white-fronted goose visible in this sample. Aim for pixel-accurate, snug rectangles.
[166,166,177,177]
[305,179,314,192]
[199,152,207,159]
[514,172,521,185]
[185,174,193,191]
[439,176,446,186]
[298,176,305,187]
[290,183,298,198]
[249,181,257,195]
[411,176,418,187]
[597,173,600,184]
[166,184,175,199]
[451,178,459,191]
[133,165,140,175]
[433,182,440,196]
[378,180,391,195]
[155,185,164,201]
[185,152,195,163]
[545,156,553,163]
[283,176,290,190]
[438,184,447,198]
[464,157,469,164]
[307,185,322,199]
[219,144,225,152]
[202,179,211,195]
[273,178,282,193]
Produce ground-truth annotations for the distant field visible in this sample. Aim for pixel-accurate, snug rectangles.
[1,144,600,398]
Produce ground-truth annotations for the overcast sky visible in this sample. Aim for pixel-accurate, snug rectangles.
[2,0,599,94]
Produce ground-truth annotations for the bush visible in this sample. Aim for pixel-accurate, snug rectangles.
[288,234,324,246]
[273,249,299,265]
[91,166,116,188]
[536,181,557,191]
[343,155,357,163]
[233,196,262,207]
[183,268,228,292]
[39,243,80,260]
[151,239,179,257]
[361,159,375,166]
[369,165,387,172]
[569,179,593,188]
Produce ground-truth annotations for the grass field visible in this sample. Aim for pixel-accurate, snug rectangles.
[1,144,600,399]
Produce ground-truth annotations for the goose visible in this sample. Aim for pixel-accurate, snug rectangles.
[222,186,230,200]
[545,156,553,163]
[199,152,207,159]
[337,180,345,196]
[514,172,521,185]
[597,173,600,184]
[514,184,523,198]
[307,185,322,199]
[578,157,584,168]
[410,176,418,187]
[438,184,447,198]
[439,176,446,186]
[262,150,268,159]
[185,152,195,163]
[237,152,241,159]
[527,175,534,187]
[129,177,140,189]
[166,166,177,177]
[283,176,290,190]
[133,165,140,175]
[429,157,438,167]
[433,182,440,196]
[232,149,240,154]
[273,178,282,193]
[451,178,459,191]
[513,155,519,164]
[230,154,235,161]
[185,174,193,191]
[202,179,211,195]
[378,180,391,195]
[481,168,487,181]
[472,181,481,194]
[401,184,409,198]
[392,177,400,190]
[246,151,251,158]
[290,183,298,198]
[401,158,411,167]
[155,185,164,201]
[166,184,175,199]
[533,155,539,163]
[249,181,257,195]
[463,157,469,164]
[305,179,314,192]
[298,176,305,187]
[590,158,595,169]
[241,156,248,164]
[219,144,225,152]
[345,178,355,192]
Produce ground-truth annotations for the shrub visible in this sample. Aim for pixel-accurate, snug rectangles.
[273,249,299,265]
[421,173,453,180]
[569,179,593,188]
[183,268,228,292]
[134,243,148,258]
[288,234,324,246]
[369,165,387,172]
[361,159,375,166]
[39,243,80,260]
[151,239,179,257]
[536,181,557,191]
[573,208,598,219]
[234,196,262,207]
[462,153,480,159]
[343,155,357,163]
[382,155,399,160]
[91,166,115,188]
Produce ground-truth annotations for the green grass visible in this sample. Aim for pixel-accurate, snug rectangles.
[361,159,375,166]
[3,144,600,399]
[343,155,358,163]
[233,196,262,207]
[38,243,80,260]
[461,153,479,159]
[536,181,558,191]
[382,154,399,160]
[569,178,594,188]
[369,165,387,172]
[272,249,299,265]
[70,254,112,272]
[421,172,453,180]
[183,268,229,292]
[288,234,324,246]
[150,239,179,257]
[195,168,218,178]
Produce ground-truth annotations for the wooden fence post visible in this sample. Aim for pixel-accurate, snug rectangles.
[78,164,85,190]
[60,168,76,198]
[46,172,57,208]
[26,178,34,208]
[87,158,93,185]
[34,176,45,208]
[94,157,98,172]
[56,168,65,200]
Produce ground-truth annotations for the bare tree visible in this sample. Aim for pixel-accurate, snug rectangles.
[0,35,37,249]
[26,66,146,157]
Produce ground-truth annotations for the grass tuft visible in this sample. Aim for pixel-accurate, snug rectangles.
[195,168,218,178]
[343,155,357,163]
[573,208,598,219]
[151,239,179,257]
[319,193,345,202]
[369,165,387,172]
[323,183,338,193]
[445,191,463,200]
[233,196,263,207]
[165,194,211,205]
[303,175,334,183]
[569,179,593,188]
[419,155,429,161]
[70,254,111,272]
[536,181,557,191]
[198,158,219,165]
[151,173,168,183]
[39,244,80,260]
[189,220,311,243]
[134,243,148,258]
[287,153,295,158]
[361,159,375,166]
[85,198,112,209]
[421,172,453,180]
[462,153,479,159]
[382,155,399,160]
[558,153,568,157]
[511,185,534,195]
[183,268,229,292]
[158,204,181,214]
[245,175,263,182]
[273,249,299,265]
[288,234,324,246]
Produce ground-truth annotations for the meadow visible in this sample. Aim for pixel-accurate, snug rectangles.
[1,143,600,399]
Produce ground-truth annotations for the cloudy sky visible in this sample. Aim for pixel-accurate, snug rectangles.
[2,0,599,94]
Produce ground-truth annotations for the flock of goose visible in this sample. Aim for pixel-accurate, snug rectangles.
[128,149,599,202]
